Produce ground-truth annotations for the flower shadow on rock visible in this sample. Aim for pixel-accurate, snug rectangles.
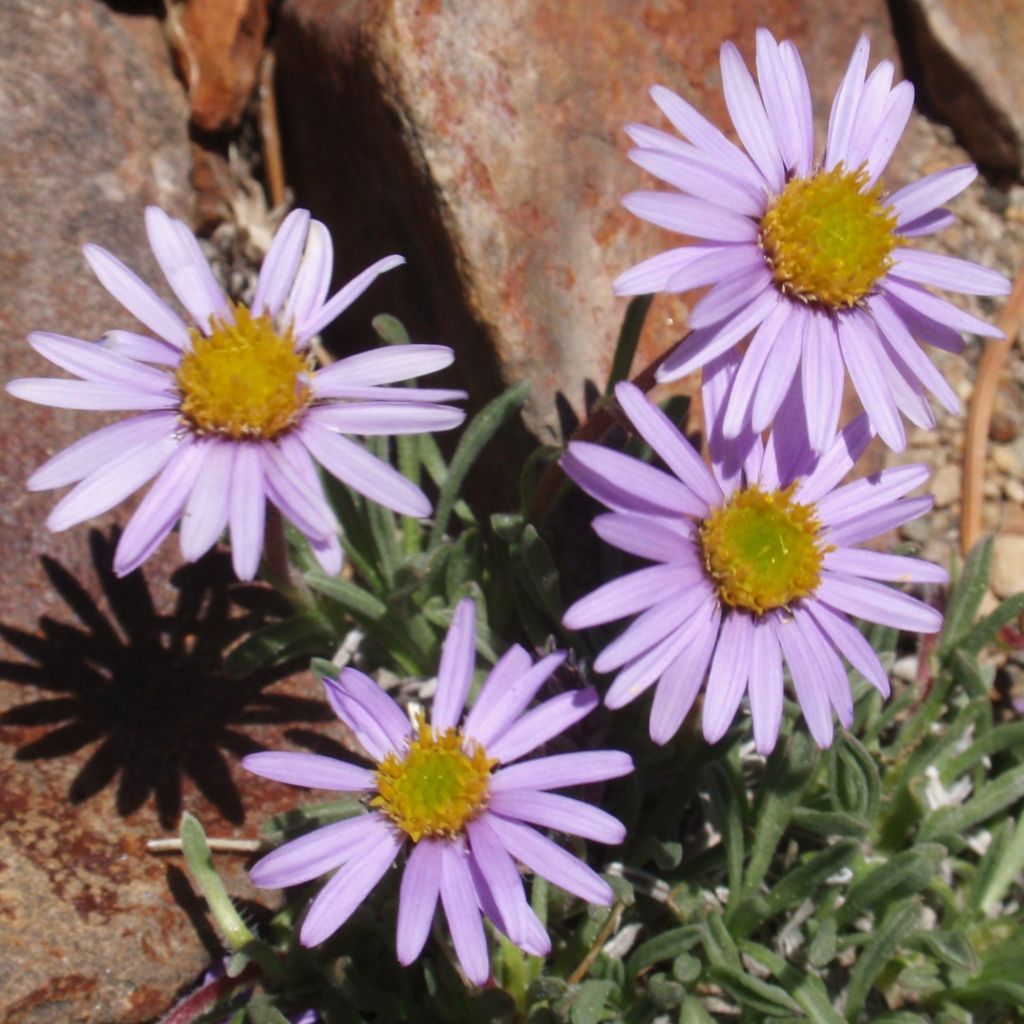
[0,528,332,828]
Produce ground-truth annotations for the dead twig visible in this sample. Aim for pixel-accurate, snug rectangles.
[961,267,1024,555]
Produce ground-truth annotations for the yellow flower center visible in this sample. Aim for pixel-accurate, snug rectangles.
[372,719,496,842]
[760,164,898,309]
[176,303,311,439]
[699,484,826,615]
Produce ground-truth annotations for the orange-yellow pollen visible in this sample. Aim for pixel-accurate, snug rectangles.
[760,164,898,309]
[699,484,827,615]
[372,719,496,842]
[176,303,311,439]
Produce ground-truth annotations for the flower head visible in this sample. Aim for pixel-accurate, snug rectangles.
[617,29,1010,453]
[7,208,466,579]
[242,599,632,984]
[562,369,947,753]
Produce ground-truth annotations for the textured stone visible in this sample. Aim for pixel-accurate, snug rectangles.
[898,0,1024,176]
[274,0,901,440]
[171,0,272,131]
[0,3,321,1021]
[992,535,1024,599]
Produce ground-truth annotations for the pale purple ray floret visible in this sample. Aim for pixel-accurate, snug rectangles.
[7,207,466,580]
[562,364,947,753]
[242,599,633,984]
[617,28,1009,453]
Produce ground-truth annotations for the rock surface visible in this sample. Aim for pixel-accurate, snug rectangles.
[274,0,902,440]
[0,3,323,1022]
[171,0,272,132]
[898,0,1024,176]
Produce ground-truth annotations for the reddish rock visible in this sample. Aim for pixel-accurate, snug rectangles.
[898,0,1024,176]
[0,3,324,1022]
[171,0,273,132]
[274,0,902,439]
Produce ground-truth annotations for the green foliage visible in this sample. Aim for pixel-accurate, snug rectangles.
[181,318,1023,1024]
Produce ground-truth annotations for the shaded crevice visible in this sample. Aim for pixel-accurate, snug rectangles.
[272,7,536,512]
[887,0,1021,180]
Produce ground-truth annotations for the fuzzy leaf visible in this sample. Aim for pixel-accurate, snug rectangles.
[920,764,1024,846]
[605,294,653,394]
[836,845,945,926]
[223,613,330,679]
[569,979,617,1024]
[939,536,993,656]
[843,899,920,1021]
[709,965,801,1017]
[429,381,530,549]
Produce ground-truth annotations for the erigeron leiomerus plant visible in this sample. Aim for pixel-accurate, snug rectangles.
[7,26,1022,1024]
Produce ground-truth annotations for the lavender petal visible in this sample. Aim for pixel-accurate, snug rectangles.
[82,243,190,348]
[816,573,943,633]
[27,332,174,391]
[488,688,599,764]
[889,165,977,227]
[396,839,443,965]
[748,618,785,755]
[300,423,431,518]
[489,751,634,793]
[229,443,266,581]
[440,842,491,985]
[114,440,204,576]
[720,40,785,190]
[283,219,333,333]
[562,564,698,630]
[432,598,477,731]
[242,750,374,791]
[251,812,392,889]
[488,792,625,845]
[306,402,465,436]
[465,653,567,750]
[648,603,721,744]
[7,378,177,412]
[466,816,528,945]
[776,617,834,748]
[621,191,759,243]
[702,611,754,743]
[297,255,407,344]
[825,35,870,170]
[252,209,311,317]
[486,814,613,905]
[47,429,180,532]
[463,645,533,741]
[336,667,413,750]
[806,600,891,697]
[614,382,721,504]
[179,441,233,561]
[562,443,707,518]
[27,412,178,491]
[299,827,403,945]
[145,207,229,329]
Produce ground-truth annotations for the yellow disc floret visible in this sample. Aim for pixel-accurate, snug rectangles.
[372,719,496,842]
[176,303,311,439]
[699,484,827,615]
[760,164,898,309]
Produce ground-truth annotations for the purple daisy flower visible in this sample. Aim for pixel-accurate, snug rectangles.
[561,367,947,753]
[617,29,1010,453]
[242,599,633,984]
[6,207,466,579]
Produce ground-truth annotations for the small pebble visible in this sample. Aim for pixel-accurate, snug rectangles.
[931,464,961,508]
[992,444,1019,475]
[1005,478,1024,504]
[992,536,1024,599]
